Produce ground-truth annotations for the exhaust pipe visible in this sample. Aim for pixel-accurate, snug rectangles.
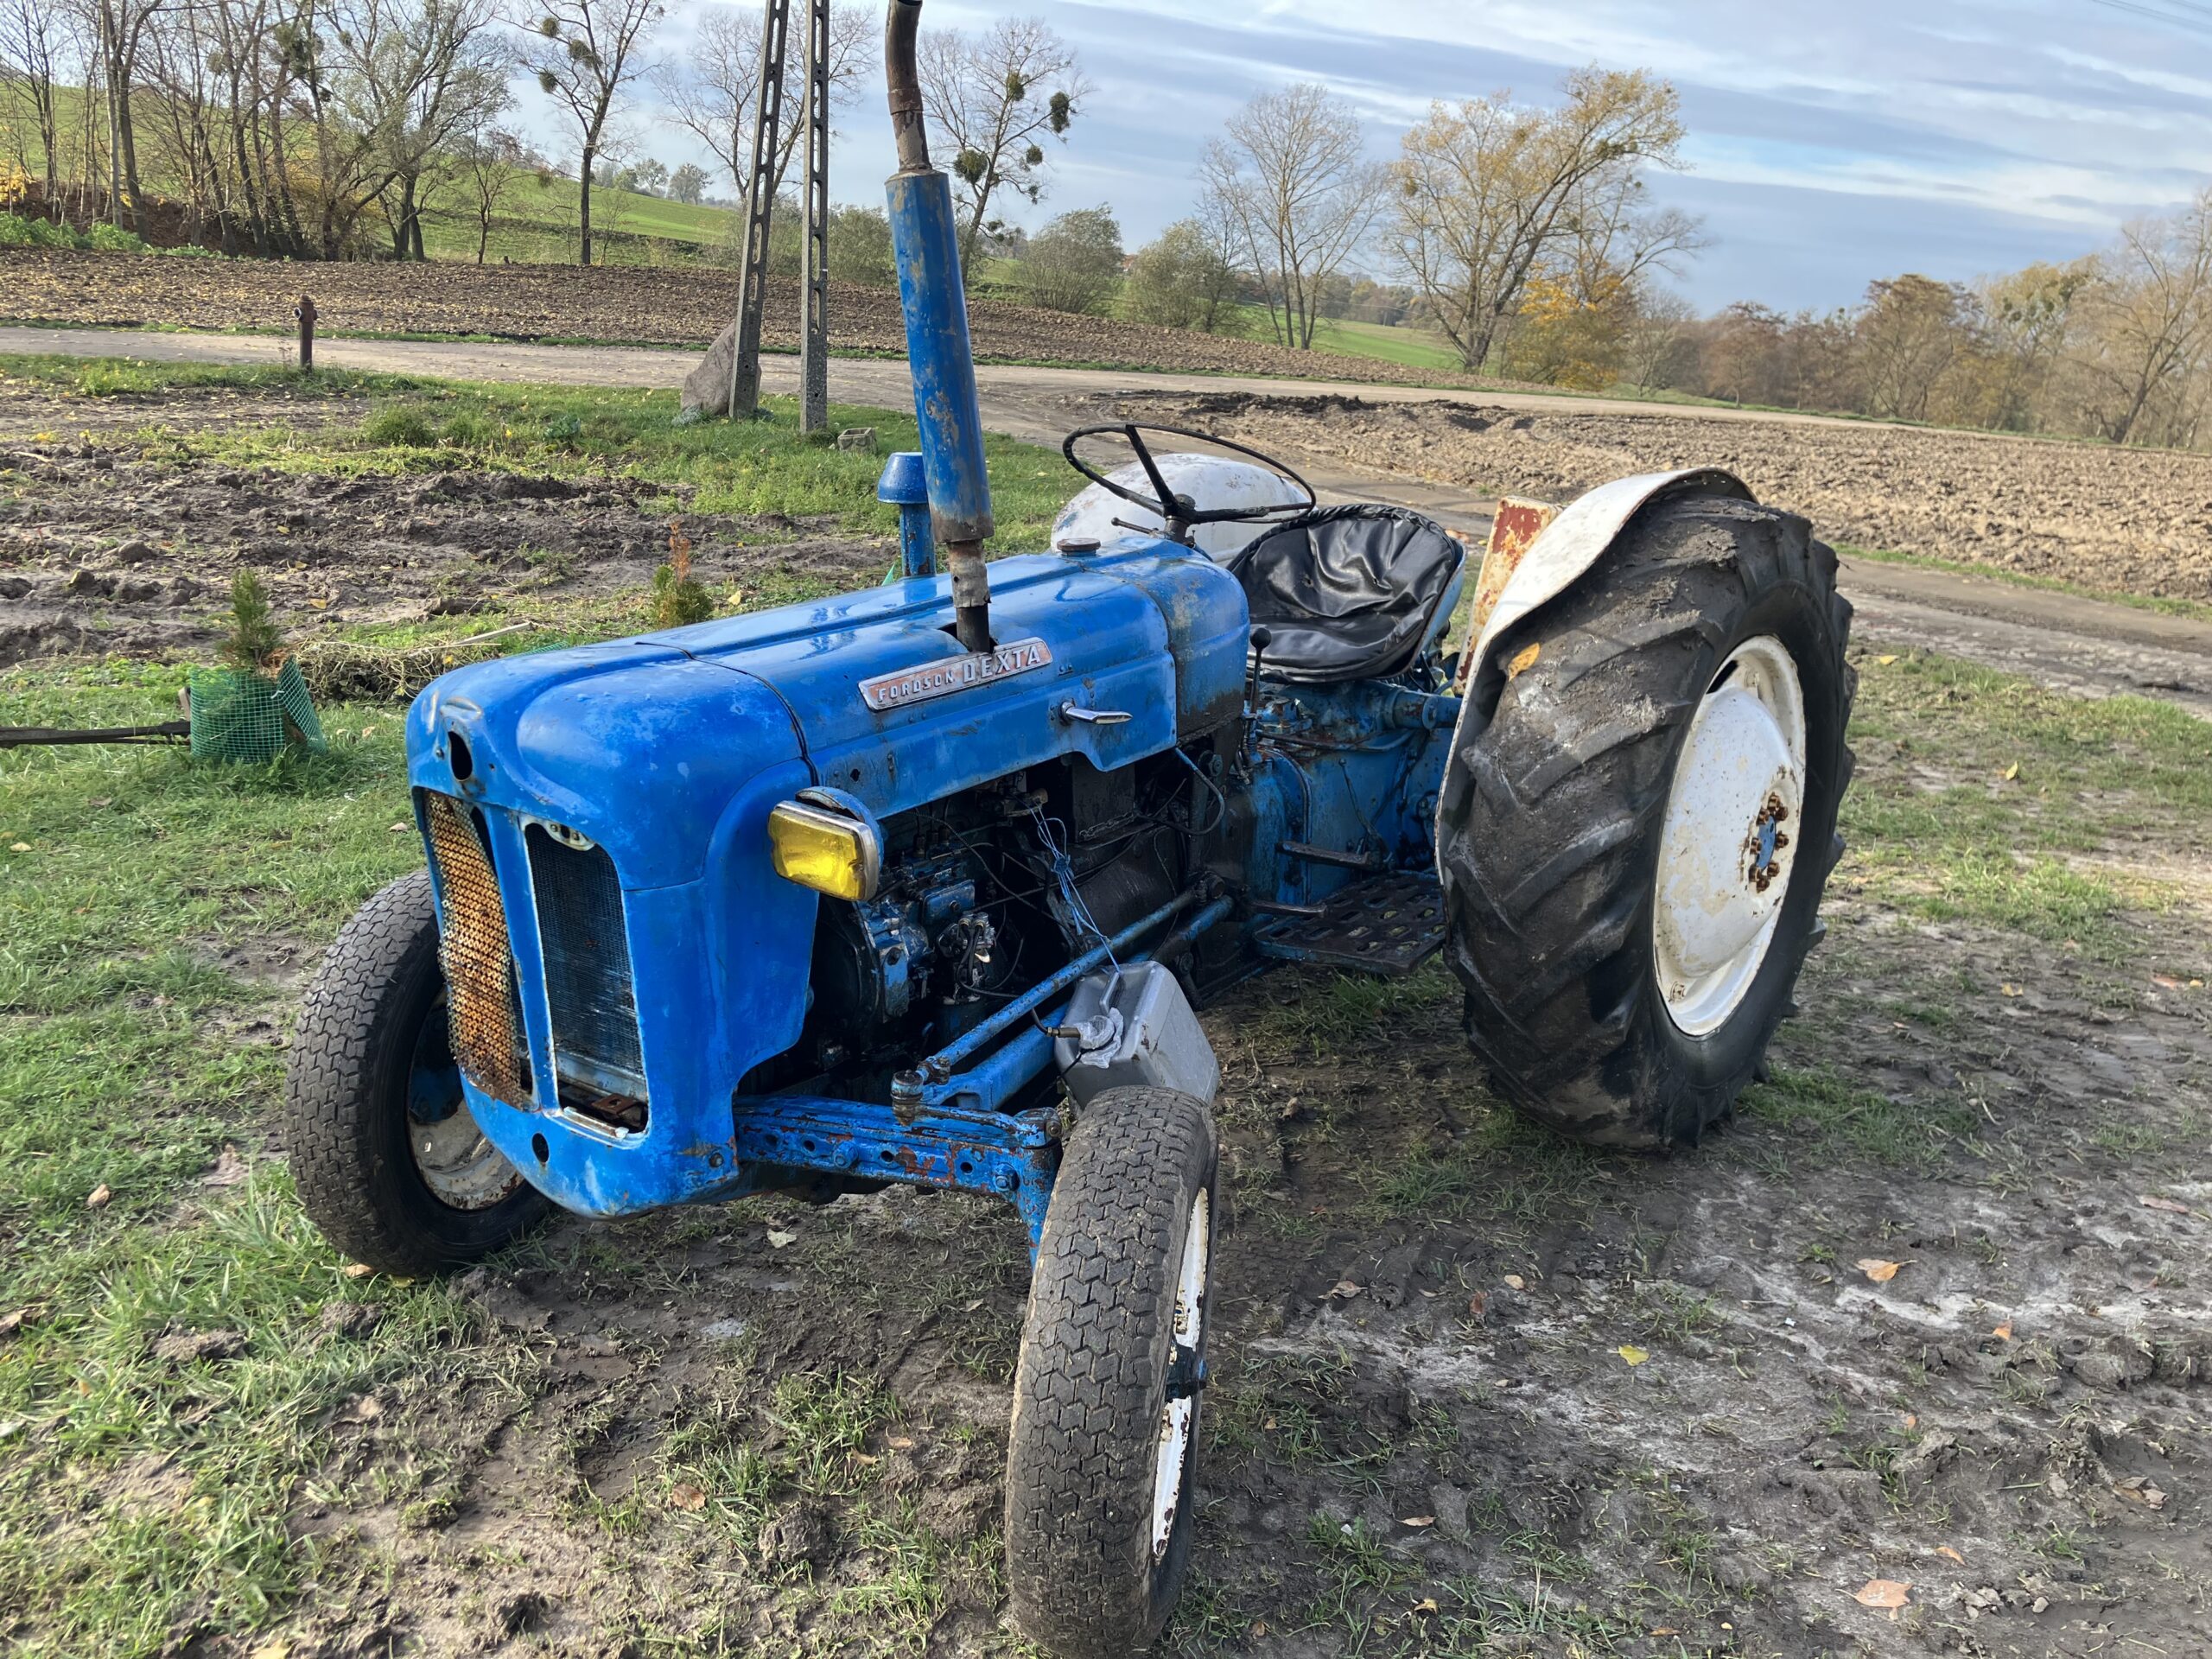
[884,0,995,652]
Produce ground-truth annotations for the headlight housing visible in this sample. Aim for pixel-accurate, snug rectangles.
[768,798,883,901]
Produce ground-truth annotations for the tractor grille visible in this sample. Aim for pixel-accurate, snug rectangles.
[420,792,532,1105]
[525,824,646,1101]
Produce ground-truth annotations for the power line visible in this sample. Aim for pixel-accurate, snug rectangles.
[2083,0,2212,37]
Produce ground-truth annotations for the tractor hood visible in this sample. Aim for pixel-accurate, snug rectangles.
[398,540,1248,1218]
[405,543,1246,885]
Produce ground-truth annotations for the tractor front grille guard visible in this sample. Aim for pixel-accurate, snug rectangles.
[525,823,649,1117]
[420,791,533,1107]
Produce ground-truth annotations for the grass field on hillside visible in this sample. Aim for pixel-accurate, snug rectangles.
[414,174,740,266]
[1300,315,1465,372]
[9,95,739,266]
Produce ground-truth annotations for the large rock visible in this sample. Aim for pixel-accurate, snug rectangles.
[679,319,742,421]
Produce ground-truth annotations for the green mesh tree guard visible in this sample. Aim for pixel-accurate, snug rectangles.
[188,659,327,762]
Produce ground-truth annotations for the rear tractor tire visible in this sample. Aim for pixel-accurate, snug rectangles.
[1005,1085,1217,1658]
[284,870,550,1274]
[1439,491,1855,1147]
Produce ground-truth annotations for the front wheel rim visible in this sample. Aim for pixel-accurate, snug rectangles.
[405,993,526,1211]
[1653,636,1808,1036]
[1149,1188,1210,1560]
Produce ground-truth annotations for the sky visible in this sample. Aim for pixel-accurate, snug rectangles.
[528,0,2212,314]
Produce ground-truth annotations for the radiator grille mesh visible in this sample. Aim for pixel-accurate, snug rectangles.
[421,792,531,1105]
[526,826,645,1096]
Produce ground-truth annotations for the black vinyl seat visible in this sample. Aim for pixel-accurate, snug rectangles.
[1225,505,1465,684]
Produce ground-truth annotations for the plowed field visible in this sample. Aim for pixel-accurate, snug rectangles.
[1105,391,2212,602]
[0,250,1479,387]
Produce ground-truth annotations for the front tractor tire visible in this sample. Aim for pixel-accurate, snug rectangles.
[284,870,550,1275]
[1006,1086,1217,1659]
[1440,492,1855,1147]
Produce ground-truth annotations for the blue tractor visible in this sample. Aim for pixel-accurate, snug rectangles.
[283,4,1855,1651]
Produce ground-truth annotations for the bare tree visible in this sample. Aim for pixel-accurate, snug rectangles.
[1,0,81,196]
[318,0,510,259]
[1975,260,2088,432]
[916,15,1086,271]
[1621,286,1696,390]
[88,0,168,228]
[449,125,533,259]
[1198,84,1382,350]
[2070,190,2212,446]
[517,0,661,264]
[1389,68,1688,372]
[655,0,867,193]
[1856,274,1971,421]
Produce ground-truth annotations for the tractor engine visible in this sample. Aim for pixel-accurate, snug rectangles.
[782,751,1195,1090]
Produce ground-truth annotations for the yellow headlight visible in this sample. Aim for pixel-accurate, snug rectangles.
[768,800,881,901]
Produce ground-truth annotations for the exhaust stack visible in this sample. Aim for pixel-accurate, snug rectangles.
[884,0,995,652]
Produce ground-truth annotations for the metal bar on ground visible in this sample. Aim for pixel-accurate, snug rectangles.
[0,721,189,748]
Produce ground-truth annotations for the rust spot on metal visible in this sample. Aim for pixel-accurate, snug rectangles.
[1747,793,1792,893]
[422,792,531,1106]
[1457,498,1560,689]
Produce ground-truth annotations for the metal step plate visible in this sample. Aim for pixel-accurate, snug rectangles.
[1254,869,1445,977]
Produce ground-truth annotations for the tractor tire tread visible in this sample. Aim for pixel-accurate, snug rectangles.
[283,870,546,1274]
[1006,1085,1216,1659]
[1439,492,1855,1147]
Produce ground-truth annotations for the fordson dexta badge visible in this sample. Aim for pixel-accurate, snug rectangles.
[859,638,1053,711]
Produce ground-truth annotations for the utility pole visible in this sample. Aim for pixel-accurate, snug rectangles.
[680,0,836,424]
[797,0,830,434]
[722,0,791,420]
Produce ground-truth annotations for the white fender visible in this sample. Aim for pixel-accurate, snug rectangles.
[1052,454,1308,563]
[1437,467,1755,873]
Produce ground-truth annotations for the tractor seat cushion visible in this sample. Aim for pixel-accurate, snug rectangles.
[1226,505,1465,683]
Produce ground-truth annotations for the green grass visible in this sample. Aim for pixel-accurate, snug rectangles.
[414,173,738,267]
[0,672,518,1652]
[0,357,1082,1654]
[1837,649,2212,958]
[0,353,1072,563]
[1302,315,1465,372]
[1211,305,1468,374]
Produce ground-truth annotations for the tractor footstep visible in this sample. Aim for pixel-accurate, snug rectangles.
[1254,870,1444,977]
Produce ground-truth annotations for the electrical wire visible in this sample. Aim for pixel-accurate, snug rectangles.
[2083,0,2212,35]
[1168,746,1230,836]
[1027,803,1118,964]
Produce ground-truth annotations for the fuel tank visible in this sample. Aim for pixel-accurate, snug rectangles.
[402,538,1247,1217]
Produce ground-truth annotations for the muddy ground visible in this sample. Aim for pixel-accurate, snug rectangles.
[0,249,1479,389]
[5,376,2211,1658]
[1099,391,2212,604]
[254,816,2212,1658]
[0,393,890,672]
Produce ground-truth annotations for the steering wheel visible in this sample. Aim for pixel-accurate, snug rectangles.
[1061,423,1317,538]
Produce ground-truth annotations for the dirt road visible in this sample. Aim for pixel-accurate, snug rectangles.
[7,325,2209,719]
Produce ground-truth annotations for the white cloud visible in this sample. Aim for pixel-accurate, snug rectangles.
[607,0,2212,308]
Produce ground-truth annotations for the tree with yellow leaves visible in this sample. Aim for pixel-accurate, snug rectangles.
[1388,68,1697,376]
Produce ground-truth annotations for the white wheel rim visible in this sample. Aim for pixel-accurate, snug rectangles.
[1653,636,1808,1036]
[1150,1188,1210,1559]
[414,1108,525,1210]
